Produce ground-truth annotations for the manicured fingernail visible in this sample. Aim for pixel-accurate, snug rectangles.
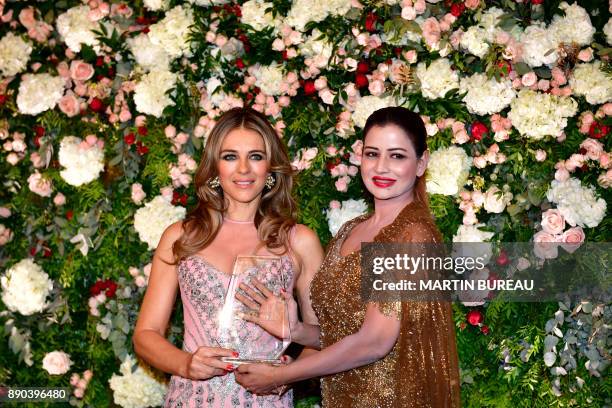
[281,356,287,362]
[232,351,239,357]
[226,364,234,371]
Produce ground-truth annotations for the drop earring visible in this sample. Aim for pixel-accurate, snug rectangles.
[207,176,220,189]
[265,174,275,189]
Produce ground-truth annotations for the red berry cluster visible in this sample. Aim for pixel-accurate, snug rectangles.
[90,279,118,298]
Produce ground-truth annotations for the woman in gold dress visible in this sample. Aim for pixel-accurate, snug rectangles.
[236,107,461,407]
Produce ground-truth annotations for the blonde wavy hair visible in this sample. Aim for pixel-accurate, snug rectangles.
[172,108,297,263]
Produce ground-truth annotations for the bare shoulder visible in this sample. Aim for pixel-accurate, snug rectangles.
[291,224,322,252]
[155,221,185,263]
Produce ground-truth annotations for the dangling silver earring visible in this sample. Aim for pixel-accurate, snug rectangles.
[207,176,220,189]
[265,174,275,189]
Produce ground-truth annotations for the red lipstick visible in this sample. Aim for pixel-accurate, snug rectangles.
[372,176,396,188]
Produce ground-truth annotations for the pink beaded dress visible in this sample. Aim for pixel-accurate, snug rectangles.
[164,220,295,408]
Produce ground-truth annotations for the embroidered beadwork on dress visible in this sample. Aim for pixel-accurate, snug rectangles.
[164,255,294,407]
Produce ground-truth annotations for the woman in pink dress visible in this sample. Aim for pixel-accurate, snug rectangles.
[133,108,323,407]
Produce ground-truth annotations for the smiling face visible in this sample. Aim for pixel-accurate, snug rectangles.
[361,124,428,202]
[217,127,270,205]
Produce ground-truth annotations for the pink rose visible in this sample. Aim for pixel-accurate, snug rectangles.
[600,152,610,169]
[28,172,52,197]
[422,17,441,48]
[554,167,570,182]
[401,6,416,20]
[335,175,349,192]
[541,209,565,235]
[58,93,80,117]
[329,200,341,210]
[564,154,585,172]
[521,72,537,87]
[131,183,146,204]
[535,149,547,162]
[577,48,593,62]
[465,0,480,9]
[160,186,174,201]
[303,147,318,161]
[135,275,147,287]
[473,156,487,168]
[70,60,94,82]
[551,67,567,85]
[319,88,335,105]
[18,7,36,29]
[368,79,385,96]
[42,351,73,375]
[560,226,584,253]
[533,230,559,260]
[83,370,93,381]
[74,388,84,399]
[580,138,604,161]
[0,207,10,218]
[53,193,66,206]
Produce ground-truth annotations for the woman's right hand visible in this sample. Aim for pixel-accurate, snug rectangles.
[236,279,300,340]
[183,346,238,380]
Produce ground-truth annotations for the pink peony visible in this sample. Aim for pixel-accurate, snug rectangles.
[580,138,604,161]
[421,17,441,48]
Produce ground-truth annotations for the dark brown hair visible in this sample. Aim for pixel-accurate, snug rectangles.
[362,106,430,207]
[172,107,297,263]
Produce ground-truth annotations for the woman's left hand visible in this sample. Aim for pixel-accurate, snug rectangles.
[235,362,285,395]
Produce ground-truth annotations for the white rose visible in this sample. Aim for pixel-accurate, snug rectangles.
[483,186,511,214]
[42,351,73,375]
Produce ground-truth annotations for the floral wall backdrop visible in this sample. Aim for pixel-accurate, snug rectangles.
[0,0,610,406]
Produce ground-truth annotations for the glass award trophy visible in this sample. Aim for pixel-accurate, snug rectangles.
[217,255,290,365]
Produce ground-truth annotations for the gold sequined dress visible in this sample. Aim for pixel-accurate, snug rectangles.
[310,200,461,407]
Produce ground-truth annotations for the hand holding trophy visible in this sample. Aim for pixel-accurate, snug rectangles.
[217,256,291,365]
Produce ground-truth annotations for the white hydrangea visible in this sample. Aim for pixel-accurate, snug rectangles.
[128,33,171,72]
[520,24,558,67]
[546,178,606,228]
[134,69,177,118]
[187,0,230,5]
[508,90,577,140]
[604,17,612,45]
[134,196,185,250]
[58,136,105,187]
[426,146,471,196]
[416,58,459,100]
[148,5,194,59]
[460,25,490,58]
[1,259,53,316]
[460,73,515,116]
[352,95,394,128]
[286,0,351,31]
[452,224,494,265]
[56,5,99,53]
[0,33,32,77]
[252,63,284,95]
[326,199,368,236]
[548,2,595,47]
[17,73,65,115]
[569,62,612,105]
[144,0,169,11]
[479,6,504,40]
[109,355,167,408]
[241,0,278,31]
[299,29,334,67]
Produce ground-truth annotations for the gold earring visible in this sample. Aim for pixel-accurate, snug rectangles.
[207,176,220,189]
[265,174,275,189]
